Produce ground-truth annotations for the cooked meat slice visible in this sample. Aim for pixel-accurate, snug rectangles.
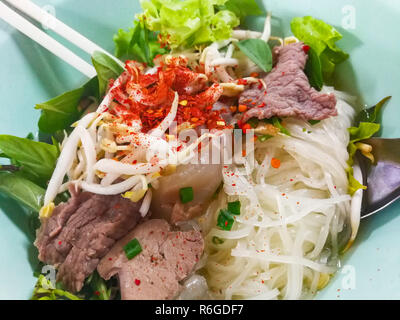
[97,219,204,300]
[239,42,337,122]
[35,186,143,292]
[151,164,223,224]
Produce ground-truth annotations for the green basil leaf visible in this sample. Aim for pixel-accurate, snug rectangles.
[35,87,84,133]
[305,47,323,91]
[0,172,45,212]
[0,135,59,184]
[91,51,124,97]
[356,96,392,124]
[236,39,273,73]
[35,76,99,134]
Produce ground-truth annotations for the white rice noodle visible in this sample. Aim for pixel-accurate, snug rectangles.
[202,91,358,300]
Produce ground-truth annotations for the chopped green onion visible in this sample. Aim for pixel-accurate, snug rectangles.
[179,187,194,204]
[272,117,291,136]
[217,209,235,231]
[259,134,273,142]
[212,236,225,245]
[228,201,241,215]
[309,120,321,125]
[123,238,142,260]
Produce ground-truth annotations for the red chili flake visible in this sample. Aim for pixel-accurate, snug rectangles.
[282,72,286,76]
[237,79,248,85]
[135,279,141,286]
[108,257,112,261]
[58,241,62,245]
[257,102,266,109]
[225,221,228,227]
[94,291,100,296]
[302,45,310,53]
[290,179,294,182]
[232,184,236,187]
[334,186,337,189]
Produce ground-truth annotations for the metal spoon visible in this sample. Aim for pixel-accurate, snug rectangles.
[357,138,400,219]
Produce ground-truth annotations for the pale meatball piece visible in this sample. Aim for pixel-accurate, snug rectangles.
[151,164,223,224]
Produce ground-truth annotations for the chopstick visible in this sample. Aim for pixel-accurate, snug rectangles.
[4,0,124,68]
[0,2,96,78]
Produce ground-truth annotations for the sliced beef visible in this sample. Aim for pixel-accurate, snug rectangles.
[97,219,204,300]
[239,42,337,122]
[35,186,143,292]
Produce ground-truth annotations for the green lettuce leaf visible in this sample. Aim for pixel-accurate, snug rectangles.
[218,0,263,21]
[114,20,168,66]
[138,0,240,49]
[291,16,349,83]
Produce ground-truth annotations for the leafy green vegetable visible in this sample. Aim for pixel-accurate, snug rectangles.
[217,209,235,231]
[92,51,125,97]
[31,275,81,300]
[309,120,321,125]
[138,0,240,49]
[114,20,168,66]
[304,47,323,91]
[36,87,84,134]
[0,135,59,185]
[35,76,99,134]
[356,96,392,124]
[291,16,349,81]
[123,238,142,260]
[236,39,273,73]
[217,0,263,21]
[0,172,45,212]
[346,97,391,195]
[179,187,194,204]
[85,271,112,300]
